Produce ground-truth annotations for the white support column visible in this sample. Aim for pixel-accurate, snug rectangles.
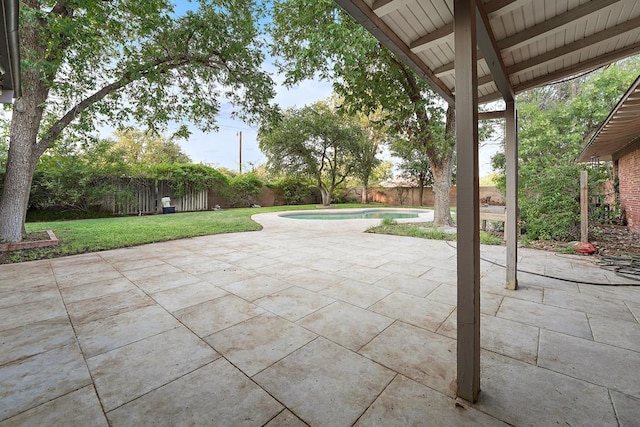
[454,0,481,403]
[505,100,518,290]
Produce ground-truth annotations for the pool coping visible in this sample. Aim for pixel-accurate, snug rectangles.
[275,207,433,222]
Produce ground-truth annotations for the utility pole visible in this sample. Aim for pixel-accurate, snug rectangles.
[238,131,243,174]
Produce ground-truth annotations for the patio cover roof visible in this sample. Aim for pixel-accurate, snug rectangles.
[334,0,640,105]
[334,0,640,404]
[578,74,640,161]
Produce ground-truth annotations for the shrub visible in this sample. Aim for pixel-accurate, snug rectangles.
[29,155,127,213]
[227,173,264,207]
[380,217,397,226]
[273,176,313,205]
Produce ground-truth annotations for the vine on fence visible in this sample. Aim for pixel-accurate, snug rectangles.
[146,164,229,197]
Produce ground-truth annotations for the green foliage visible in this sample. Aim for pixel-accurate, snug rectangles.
[25,0,276,142]
[480,232,503,246]
[367,221,502,245]
[371,161,394,185]
[108,128,191,165]
[273,176,314,205]
[258,102,367,205]
[29,135,228,212]
[30,149,131,212]
[492,58,640,241]
[269,0,455,220]
[559,245,577,254]
[367,222,456,241]
[380,217,397,226]
[479,173,499,187]
[227,173,264,207]
[351,110,385,189]
[145,163,229,196]
[1,0,278,242]
[390,136,433,186]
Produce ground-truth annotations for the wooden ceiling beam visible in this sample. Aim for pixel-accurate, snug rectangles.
[431,0,620,76]
[335,0,455,104]
[485,0,531,18]
[409,0,534,53]
[475,0,514,101]
[410,23,453,53]
[498,0,621,51]
[506,15,640,76]
[478,110,505,120]
[372,0,412,16]
[479,40,640,103]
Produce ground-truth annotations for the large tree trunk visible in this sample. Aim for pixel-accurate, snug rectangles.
[320,188,332,206]
[431,155,454,226]
[430,105,456,226]
[361,181,368,204]
[0,7,54,242]
[0,73,50,242]
[0,94,47,242]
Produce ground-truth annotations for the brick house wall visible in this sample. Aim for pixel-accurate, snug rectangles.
[616,139,640,232]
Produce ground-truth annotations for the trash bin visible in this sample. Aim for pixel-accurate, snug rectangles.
[161,197,175,213]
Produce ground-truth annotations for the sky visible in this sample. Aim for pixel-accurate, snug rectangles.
[110,0,500,177]
[169,72,501,178]
[167,75,335,173]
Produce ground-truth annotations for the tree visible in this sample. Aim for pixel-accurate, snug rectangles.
[258,102,366,206]
[371,161,394,185]
[390,136,434,206]
[109,128,191,165]
[352,111,384,203]
[227,173,264,207]
[492,58,640,240]
[0,0,275,242]
[270,0,455,224]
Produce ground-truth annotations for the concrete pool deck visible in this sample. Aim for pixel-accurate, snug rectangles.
[1,209,639,426]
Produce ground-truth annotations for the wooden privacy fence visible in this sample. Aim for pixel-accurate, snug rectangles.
[101,179,208,215]
[346,186,504,207]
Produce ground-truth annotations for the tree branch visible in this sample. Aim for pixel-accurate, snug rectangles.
[35,52,226,157]
[49,0,70,17]
[42,1,76,82]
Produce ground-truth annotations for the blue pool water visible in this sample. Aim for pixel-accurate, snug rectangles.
[279,209,422,220]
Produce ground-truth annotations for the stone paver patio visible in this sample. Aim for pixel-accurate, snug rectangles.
[1,210,639,426]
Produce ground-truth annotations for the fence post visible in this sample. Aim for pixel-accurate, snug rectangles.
[580,170,589,242]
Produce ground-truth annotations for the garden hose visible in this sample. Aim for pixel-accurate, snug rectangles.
[444,241,640,286]
[596,254,640,282]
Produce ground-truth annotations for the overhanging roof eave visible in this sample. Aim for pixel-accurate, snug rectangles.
[578,74,640,162]
[334,0,455,105]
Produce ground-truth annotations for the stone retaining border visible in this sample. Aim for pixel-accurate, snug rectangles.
[0,230,59,252]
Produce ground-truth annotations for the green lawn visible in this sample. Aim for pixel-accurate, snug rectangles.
[4,204,370,263]
[366,220,503,246]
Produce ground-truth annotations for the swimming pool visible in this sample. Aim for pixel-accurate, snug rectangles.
[279,209,425,220]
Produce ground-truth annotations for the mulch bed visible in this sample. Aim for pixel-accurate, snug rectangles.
[590,225,640,256]
[526,225,640,257]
